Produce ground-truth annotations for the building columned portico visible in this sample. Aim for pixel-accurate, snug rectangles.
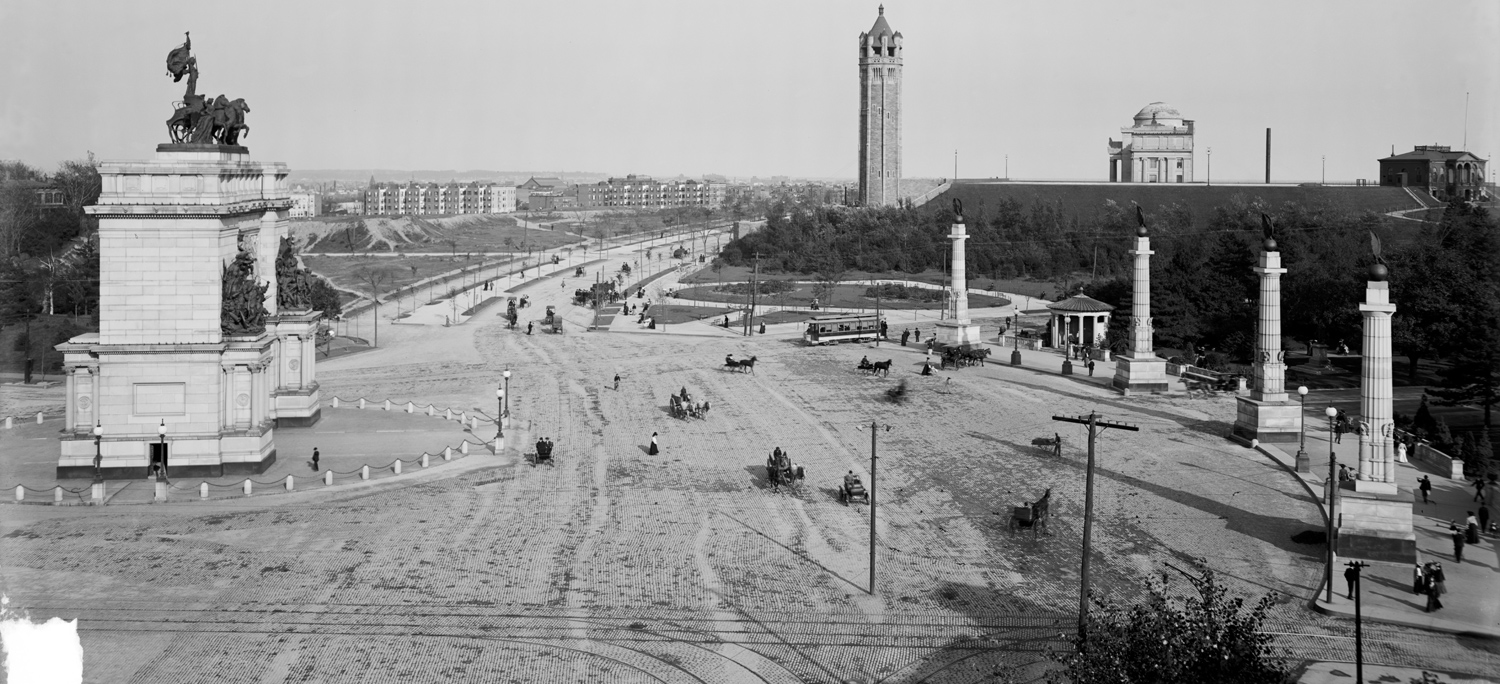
[1045,295,1114,351]
[1108,102,1195,183]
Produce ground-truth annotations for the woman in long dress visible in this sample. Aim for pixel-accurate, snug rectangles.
[648,432,660,455]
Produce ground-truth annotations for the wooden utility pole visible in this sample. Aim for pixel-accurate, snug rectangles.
[1052,410,1140,645]
[745,252,760,337]
[858,420,890,594]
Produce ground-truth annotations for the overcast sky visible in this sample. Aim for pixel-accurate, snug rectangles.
[2,0,1496,182]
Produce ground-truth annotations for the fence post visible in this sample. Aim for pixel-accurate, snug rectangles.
[444,447,452,461]
[427,405,435,417]
[285,475,294,492]
[324,471,333,486]
[361,465,369,480]
[243,480,252,496]
[422,453,429,468]
[394,460,402,474]
[383,399,391,411]
[406,402,414,414]
[200,482,209,499]
[461,441,470,455]
[54,487,63,504]
[332,396,340,408]
[359,398,367,409]
[469,416,477,431]
[36,412,44,424]
[4,416,12,429]
[14,486,22,502]
[445,408,452,421]
[92,481,105,503]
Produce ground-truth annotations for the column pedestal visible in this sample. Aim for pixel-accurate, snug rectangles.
[1337,485,1415,563]
[1231,397,1302,443]
[935,321,983,348]
[1111,354,1170,395]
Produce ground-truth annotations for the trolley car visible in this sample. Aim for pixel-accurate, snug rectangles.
[803,313,884,345]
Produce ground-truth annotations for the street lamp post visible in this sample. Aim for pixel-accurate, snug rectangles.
[1207,147,1212,186]
[1347,560,1369,682]
[496,385,505,440]
[1295,386,1310,472]
[1322,155,1326,185]
[503,369,511,426]
[92,421,103,481]
[156,419,166,482]
[1324,405,1338,604]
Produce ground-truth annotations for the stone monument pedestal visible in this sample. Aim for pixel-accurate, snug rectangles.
[55,144,308,479]
[1111,354,1170,395]
[1337,484,1415,564]
[1231,397,1302,443]
[935,320,983,348]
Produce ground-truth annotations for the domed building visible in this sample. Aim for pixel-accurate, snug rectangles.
[1107,102,1195,183]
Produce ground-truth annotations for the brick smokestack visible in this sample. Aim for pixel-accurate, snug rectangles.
[1265,128,1272,184]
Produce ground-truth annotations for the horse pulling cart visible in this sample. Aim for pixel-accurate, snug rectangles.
[543,306,563,334]
[766,451,804,493]
[1008,488,1051,537]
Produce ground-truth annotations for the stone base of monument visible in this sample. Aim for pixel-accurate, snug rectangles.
[1337,486,1416,564]
[934,321,983,348]
[1231,397,1302,443]
[1111,354,1171,395]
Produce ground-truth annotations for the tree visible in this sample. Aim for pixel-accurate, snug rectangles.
[351,265,399,348]
[1048,568,1290,684]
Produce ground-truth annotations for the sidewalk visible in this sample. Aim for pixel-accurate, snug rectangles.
[1295,660,1497,684]
[1261,423,1500,639]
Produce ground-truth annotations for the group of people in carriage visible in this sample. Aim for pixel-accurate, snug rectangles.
[766,447,804,491]
[532,437,557,466]
[670,386,710,419]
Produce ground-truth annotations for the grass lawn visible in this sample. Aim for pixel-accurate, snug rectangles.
[673,283,1009,310]
[297,215,583,254]
[680,267,1053,299]
[640,305,737,326]
[305,254,514,301]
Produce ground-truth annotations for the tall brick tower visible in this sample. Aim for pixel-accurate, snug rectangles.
[859,5,902,207]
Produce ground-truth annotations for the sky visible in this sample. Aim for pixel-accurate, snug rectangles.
[2,0,1497,183]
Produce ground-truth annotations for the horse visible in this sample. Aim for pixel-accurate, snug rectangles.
[870,359,892,377]
[733,356,758,374]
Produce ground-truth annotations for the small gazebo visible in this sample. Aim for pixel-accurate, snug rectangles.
[1046,294,1115,350]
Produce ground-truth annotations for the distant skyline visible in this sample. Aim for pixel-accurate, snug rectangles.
[2,0,1496,183]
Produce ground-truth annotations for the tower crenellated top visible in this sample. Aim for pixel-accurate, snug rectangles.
[859,6,903,60]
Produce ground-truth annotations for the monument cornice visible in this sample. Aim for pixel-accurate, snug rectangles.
[86,198,294,218]
[92,342,230,354]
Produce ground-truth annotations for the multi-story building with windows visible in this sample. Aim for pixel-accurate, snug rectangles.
[362,182,515,216]
[1379,145,1488,202]
[289,192,321,218]
[575,175,725,210]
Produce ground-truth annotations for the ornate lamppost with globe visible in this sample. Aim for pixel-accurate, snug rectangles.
[1295,386,1310,472]
[502,369,511,425]
[156,419,167,482]
[495,385,505,440]
[92,421,103,480]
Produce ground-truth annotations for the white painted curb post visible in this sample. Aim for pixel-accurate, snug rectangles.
[421,454,429,468]
[443,447,452,461]
[383,399,391,411]
[406,402,414,414]
[361,465,370,480]
[332,397,340,408]
[15,486,23,502]
[324,471,333,485]
[394,460,402,474]
[427,405,434,417]
[36,412,45,424]
[444,408,452,421]
[200,483,209,500]
[359,398,366,409]
[244,480,252,496]
[460,441,469,455]
[285,475,294,492]
[4,416,12,429]
[53,487,62,504]
[92,481,105,503]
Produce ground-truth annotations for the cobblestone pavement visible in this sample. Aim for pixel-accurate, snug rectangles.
[3,255,1499,682]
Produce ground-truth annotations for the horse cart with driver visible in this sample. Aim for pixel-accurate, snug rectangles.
[531,439,556,467]
[839,472,869,505]
[766,450,804,493]
[1008,488,1051,537]
[543,305,563,334]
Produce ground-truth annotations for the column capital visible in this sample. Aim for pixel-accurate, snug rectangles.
[1252,266,1287,276]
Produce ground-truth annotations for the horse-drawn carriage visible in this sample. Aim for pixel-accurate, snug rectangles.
[838,472,869,505]
[505,298,519,329]
[573,281,618,308]
[543,306,563,334]
[885,379,909,403]
[1008,488,1051,537]
[766,450,804,493]
[723,355,758,374]
[531,439,556,467]
[668,393,711,420]
[934,343,991,370]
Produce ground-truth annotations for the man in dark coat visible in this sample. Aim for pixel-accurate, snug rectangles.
[1344,564,1359,599]
[1451,525,1466,562]
[1419,475,1433,504]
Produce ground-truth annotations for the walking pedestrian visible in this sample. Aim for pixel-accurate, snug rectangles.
[1432,562,1447,597]
[1474,478,1487,502]
[1087,359,1095,376]
[527,321,534,335]
[1466,512,1481,544]
[1412,563,1425,595]
[1452,524,1466,562]
[1423,563,1443,612]
[1053,433,1062,459]
[901,329,910,347]
[647,432,660,455]
[914,329,921,344]
[1344,563,1358,599]
[1418,475,1432,504]
[312,447,320,470]
[613,374,621,391]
